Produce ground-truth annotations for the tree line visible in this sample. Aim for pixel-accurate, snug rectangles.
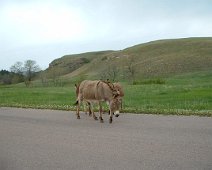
[1,56,139,86]
[0,60,40,86]
[1,59,65,87]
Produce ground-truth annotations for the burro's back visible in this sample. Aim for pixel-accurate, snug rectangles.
[79,80,98,101]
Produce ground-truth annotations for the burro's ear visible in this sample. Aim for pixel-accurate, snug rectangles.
[75,84,77,89]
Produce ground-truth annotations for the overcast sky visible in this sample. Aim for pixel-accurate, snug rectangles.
[0,0,212,70]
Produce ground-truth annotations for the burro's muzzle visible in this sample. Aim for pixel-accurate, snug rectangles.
[110,97,122,117]
[114,110,120,117]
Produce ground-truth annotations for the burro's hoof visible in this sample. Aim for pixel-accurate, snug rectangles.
[109,117,113,123]
[100,118,104,123]
[115,114,119,117]
[77,115,80,119]
[94,116,98,120]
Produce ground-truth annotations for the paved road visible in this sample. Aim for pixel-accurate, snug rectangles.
[0,107,212,170]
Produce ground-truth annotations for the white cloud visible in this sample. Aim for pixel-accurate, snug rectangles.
[0,2,87,47]
[0,0,212,70]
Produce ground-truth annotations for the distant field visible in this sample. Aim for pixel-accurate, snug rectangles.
[123,71,212,116]
[0,71,211,116]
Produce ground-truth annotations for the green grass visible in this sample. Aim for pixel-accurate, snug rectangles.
[123,84,211,116]
[0,71,211,116]
[0,86,76,110]
[123,71,212,116]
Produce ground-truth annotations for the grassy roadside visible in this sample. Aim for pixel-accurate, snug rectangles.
[0,71,211,116]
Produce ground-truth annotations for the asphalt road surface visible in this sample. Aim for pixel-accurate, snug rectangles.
[0,107,212,170]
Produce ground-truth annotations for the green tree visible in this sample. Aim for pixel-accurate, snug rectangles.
[10,61,23,74]
[23,60,40,86]
[10,62,24,83]
[125,57,137,84]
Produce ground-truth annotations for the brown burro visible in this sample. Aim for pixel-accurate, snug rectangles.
[74,80,124,123]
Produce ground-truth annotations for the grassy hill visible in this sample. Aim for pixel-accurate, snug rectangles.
[45,50,114,77]
[46,37,212,81]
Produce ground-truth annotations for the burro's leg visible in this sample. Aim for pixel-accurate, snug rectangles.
[99,102,104,123]
[90,103,98,120]
[88,102,92,116]
[109,107,113,124]
[83,102,88,115]
[76,100,80,119]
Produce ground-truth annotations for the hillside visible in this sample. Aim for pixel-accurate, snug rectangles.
[45,51,114,77]
[46,37,212,80]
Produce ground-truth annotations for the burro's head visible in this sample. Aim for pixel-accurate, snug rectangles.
[110,96,122,117]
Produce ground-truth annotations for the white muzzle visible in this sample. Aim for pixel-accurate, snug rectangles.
[114,110,120,117]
